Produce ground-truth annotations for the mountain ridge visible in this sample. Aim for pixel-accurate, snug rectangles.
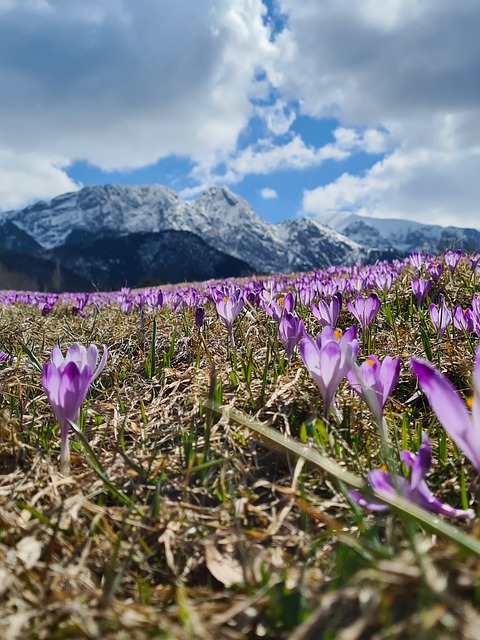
[1,184,479,290]
[317,211,480,255]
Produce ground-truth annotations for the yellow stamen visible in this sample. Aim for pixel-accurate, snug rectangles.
[366,358,376,366]
[279,297,285,308]
[335,329,343,340]
[223,296,229,303]
[466,396,473,409]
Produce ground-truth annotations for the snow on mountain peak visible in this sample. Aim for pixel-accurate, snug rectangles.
[2,183,384,274]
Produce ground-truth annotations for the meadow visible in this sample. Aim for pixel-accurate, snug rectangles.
[1,250,480,639]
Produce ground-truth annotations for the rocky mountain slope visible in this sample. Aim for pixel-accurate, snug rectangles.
[1,184,479,291]
[0,184,367,288]
[318,212,480,255]
[51,229,252,290]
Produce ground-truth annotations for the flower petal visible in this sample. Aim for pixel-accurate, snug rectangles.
[414,480,474,520]
[91,345,108,382]
[50,346,65,368]
[411,357,480,471]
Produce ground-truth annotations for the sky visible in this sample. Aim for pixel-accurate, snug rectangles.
[1,0,480,229]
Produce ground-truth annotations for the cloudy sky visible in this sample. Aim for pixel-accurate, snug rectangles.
[1,0,479,229]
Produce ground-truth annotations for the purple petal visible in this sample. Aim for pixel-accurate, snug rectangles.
[411,357,480,471]
[350,489,389,511]
[66,342,87,370]
[378,356,401,405]
[318,341,342,407]
[400,433,432,490]
[50,346,65,368]
[91,345,108,382]
[86,344,99,371]
[42,362,62,408]
[58,361,92,424]
[473,347,480,431]
[368,468,410,497]
[299,335,319,373]
[414,480,474,520]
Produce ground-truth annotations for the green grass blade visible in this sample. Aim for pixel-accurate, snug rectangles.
[69,421,142,512]
[206,401,480,558]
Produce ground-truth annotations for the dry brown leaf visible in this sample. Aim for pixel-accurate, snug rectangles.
[204,542,244,587]
[15,536,42,570]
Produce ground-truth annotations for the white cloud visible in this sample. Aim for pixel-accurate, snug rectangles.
[260,187,278,199]
[0,0,275,173]
[3,0,480,230]
[273,0,480,228]
[255,100,296,136]
[333,127,393,154]
[275,0,480,124]
[0,149,79,210]
[226,135,348,176]
[303,145,480,228]
[182,134,350,197]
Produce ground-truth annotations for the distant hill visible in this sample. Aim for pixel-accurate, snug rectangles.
[317,211,480,255]
[51,229,253,290]
[0,247,91,292]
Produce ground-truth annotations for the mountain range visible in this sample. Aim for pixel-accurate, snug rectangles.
[316,211,480,255]
[0,184,479,291]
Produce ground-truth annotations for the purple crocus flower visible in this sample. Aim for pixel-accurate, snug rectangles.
[429,295,452,338]
[215,288,245,342]
[42,343,108,474]
[0,351,10,364]
[278,312,305,362]
[71,293,89,318]
[298,286,316,306]
[144,289,164,312]
[195,307,206,328]
[374,272,395,294]
[351,434,474,519]
[264,292,295,324]
[444,250,462,274]
[453,306,474,334]
[311,293,342,328]
[428,262,444,282]
[300,326,359,417]
[411,278,431,306]
[347,293,381,332]
[471,295,480,337]
[409,251,428,271]
[41,294,58,316]
[281,292,296,314]
[347,276,366,294]
[346,355,401,424]
[119,287,133,314]
[411,347,480,473]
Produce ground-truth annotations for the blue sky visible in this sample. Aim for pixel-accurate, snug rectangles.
[1,0,480,229]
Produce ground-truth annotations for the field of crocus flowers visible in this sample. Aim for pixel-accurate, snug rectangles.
[1,249,480,639]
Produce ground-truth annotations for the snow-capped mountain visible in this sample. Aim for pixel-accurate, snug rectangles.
[2,184,479,290]
[275,217,363,271]
[4,184,288,274]
[6,184,183,250]
[318,212,480,255]
[0,184,367,287]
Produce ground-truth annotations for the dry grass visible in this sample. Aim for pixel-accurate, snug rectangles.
[0,262,480,639]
